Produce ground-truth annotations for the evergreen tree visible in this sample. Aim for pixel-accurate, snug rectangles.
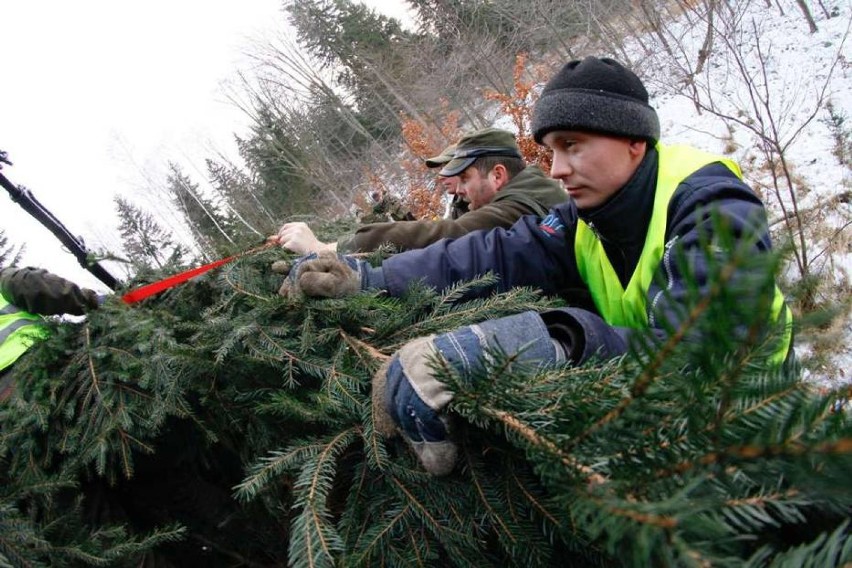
[206,157,275,239]
[167,162,235,259]
[406,0,620,56]
[114,195,188,271]
[407,0,530,52]
[235,103,318,218]
[286,0,419,141]
[0,219,848,566]
[0,228,24,268]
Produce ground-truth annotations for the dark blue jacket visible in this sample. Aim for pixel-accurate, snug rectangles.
[366,147,779,363]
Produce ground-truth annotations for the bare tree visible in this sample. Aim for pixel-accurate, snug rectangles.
[794,0,819,32]
[644,0,851,308]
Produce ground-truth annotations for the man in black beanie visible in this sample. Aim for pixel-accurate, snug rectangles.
[277,56,793,476]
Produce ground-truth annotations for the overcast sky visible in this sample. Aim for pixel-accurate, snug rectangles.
[1,1,413,291]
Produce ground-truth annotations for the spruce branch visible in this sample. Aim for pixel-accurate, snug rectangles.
[483,407,608,489]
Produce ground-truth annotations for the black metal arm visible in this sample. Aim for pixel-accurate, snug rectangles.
[0,151,119,290]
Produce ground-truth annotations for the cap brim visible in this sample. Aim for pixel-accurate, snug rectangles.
[438,156,476,177]
[425,156,452,168]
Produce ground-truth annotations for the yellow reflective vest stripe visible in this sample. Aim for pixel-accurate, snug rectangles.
[0,295,49,372]
[575,144,792,364]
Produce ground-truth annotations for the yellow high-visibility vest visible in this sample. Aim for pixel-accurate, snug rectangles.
[0,295,50,372]
[574,144,792,364]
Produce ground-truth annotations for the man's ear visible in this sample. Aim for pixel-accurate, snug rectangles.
[491,164,509,190]
[628,139,648,160]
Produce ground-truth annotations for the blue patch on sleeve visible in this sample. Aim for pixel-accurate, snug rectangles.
[538,213,565,238]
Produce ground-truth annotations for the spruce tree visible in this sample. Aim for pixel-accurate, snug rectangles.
[0,229,24,267]
[115,196,188,271]
[235,104,319,218]
[167,163,236,259]
[0,218,848,566]
[285,0,418,141]
[206,157,276,239]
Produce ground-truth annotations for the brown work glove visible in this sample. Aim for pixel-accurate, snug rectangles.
[371,359,398,438]
[276,252,365,299]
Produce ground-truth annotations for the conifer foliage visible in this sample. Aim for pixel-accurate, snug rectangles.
[1,221,849,566]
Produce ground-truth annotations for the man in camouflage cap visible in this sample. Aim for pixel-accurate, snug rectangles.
[272,127,566,254]
[423,143,456,169]
[424,142,468,219]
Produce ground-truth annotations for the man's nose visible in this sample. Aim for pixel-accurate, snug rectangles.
[550,157,573,179]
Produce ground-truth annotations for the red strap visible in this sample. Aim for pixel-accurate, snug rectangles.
[121,242,274,304]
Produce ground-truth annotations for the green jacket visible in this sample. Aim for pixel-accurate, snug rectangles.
[0,267,98,316]
[338,166,566,253]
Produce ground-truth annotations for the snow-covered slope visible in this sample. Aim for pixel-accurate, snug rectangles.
[636,1,850,386]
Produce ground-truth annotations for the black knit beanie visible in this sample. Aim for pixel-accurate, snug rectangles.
[531,56,660,143]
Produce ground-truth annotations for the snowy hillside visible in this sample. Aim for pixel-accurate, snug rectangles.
[636,1,850,386]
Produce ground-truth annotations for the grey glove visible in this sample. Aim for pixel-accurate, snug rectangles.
[277,251,366,299]
[374,311,566,476]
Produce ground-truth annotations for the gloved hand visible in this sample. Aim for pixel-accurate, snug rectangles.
[277,251,366,299]
[373,311,566,476]
[81,288,101,311]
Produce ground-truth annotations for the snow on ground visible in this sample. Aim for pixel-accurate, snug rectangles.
[430,1,850,386]
[632,1,851,387]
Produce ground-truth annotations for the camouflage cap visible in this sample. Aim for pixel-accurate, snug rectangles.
[438,127,522,177]
[424,143,456,169]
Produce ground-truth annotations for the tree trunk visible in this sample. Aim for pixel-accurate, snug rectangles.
[695,0,717,74]
[794,0,819,33]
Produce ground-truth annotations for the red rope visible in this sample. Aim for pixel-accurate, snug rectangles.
[121,242,275,304]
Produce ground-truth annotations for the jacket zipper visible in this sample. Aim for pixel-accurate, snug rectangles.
[648,236,679,327]
[587,221,601,240]
[589,220,633,286]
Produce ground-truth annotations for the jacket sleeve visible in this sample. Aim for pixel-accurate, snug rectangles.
[338,199,538,254]
[381,203,586,301]
[0,267,98,316]
[378,210,632,364]
[645,163,778,338]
